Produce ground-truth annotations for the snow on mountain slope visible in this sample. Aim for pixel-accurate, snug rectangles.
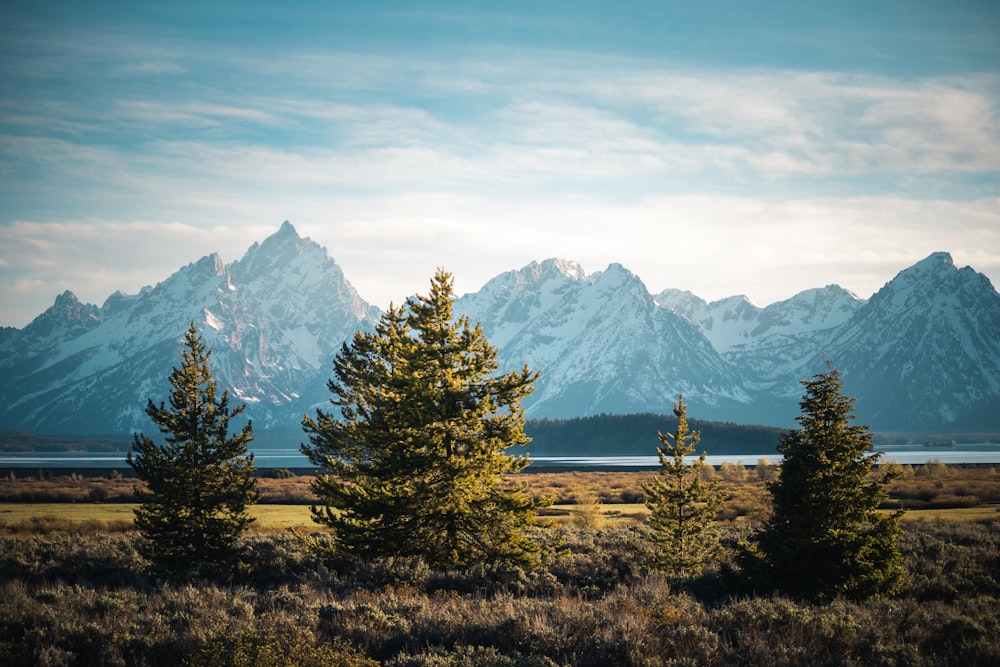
[822,252,1000,429]
[206,221,379,409]
[454,258,588,351]
[457,260,750,420]
[2,232,998,434]
[0,222,379,433]
[655,285,865,355]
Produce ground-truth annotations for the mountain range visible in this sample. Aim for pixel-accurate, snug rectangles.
[2,222,998,436]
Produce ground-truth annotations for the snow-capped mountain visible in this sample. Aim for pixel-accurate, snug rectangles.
[0,222,379,433]
[461,253,999,429]
[456,260,749,420]
[1,223,998,435]
[655,285,865,355]
[821,252,1000,430]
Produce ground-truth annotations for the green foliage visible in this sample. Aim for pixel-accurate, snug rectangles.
[127,323,260,577]
[742,363,906,601]
[303,270,546,569]
[643,396,726,579]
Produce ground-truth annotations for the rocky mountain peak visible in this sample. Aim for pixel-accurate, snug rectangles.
[233,221,324,279]
[755,285,863,331]
[820,252,1000,429]
[20,290,101,342]
[866,251,983,314]
[911,250,954,272]
[533,258,587,282]
[47,291,96,322]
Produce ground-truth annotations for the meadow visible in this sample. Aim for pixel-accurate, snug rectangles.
[1,465,998,665]
[3,462,998,533]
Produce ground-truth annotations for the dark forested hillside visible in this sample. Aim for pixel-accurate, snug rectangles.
[523,413,785,457]
[0,430,130,453]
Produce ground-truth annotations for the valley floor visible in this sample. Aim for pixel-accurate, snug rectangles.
[1,467,999,665]
[2,521,998,666]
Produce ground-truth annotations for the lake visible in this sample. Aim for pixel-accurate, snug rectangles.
[2,443,999,470]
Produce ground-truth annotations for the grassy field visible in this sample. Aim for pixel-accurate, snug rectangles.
[2,464,998,535]
[2,466,1000,665]
[3,516,999,665]
[3,498,998,537]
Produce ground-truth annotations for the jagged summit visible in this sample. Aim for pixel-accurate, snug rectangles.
[911,250,954,270]
[261,220,306,248]
[593,262,641,291]
[43,291,96,322]
[530,258,587,282]
[887,251,954,280]
[866,251,988,315]
[483,258,588,294]
[655,281,866,356]
[19,290,100,343]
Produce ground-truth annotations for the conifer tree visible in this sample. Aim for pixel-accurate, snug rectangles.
[302,269,544,569]
[741,363,905,601]
[128,323,259,576]
[643,395,726,579]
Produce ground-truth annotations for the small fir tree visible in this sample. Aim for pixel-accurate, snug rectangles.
[302,269,545,569]
[742,363,905,601]
[643,395,726,579]
[128,323,259,576]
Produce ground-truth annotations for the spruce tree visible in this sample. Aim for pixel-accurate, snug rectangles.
[742,363,905,601]
[128,323,259,577]
[643,395,726,579]
[302,269,545,569]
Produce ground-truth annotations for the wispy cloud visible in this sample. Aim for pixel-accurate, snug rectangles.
[2,4,998,326]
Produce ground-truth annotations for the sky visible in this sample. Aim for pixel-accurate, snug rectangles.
[2,1,999,328]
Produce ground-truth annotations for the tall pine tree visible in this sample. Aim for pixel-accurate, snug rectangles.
[741,363,905,601]
[128,323,259,577]
[643,395,726,579]
[302,269,545,569]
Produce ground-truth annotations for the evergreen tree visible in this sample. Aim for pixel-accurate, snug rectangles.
[643,395,726,579]
[742,363,905,601]
[302,269,545,569]
[128,323,259,576]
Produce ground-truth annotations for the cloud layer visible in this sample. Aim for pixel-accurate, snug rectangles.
[2,3,999,326]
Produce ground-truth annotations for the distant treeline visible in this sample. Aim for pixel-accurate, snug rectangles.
[872,431,1000,446]
[522,413,786,457]
[0,430,131,453]
[2,419,786,456]
[4,422,998,456]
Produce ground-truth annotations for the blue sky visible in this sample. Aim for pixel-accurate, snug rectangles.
[2,1,999,327]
